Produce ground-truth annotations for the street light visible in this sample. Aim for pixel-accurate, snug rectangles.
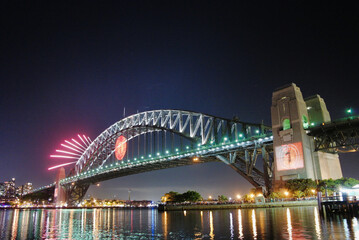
[346,108,354,119]
[236,194,241,199]
[284,191,289,197]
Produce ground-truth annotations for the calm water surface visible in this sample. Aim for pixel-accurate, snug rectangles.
[0,206,358,239]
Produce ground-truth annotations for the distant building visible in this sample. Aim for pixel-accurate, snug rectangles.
[3,178,16,200]
[0,183,5,199]
[0,178,33,200]
[16,182,33,196]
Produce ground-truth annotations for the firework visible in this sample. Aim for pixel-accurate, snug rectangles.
[49,134,92,170]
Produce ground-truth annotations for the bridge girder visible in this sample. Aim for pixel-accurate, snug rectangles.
[308,118,359,153]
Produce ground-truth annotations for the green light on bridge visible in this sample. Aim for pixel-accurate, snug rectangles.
[347,108,352,114]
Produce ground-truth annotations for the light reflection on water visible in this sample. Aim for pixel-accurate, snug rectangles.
[1,206,359,239]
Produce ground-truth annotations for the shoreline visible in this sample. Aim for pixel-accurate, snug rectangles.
[159,200,318,211]
[0,200,318,210]
[0,206,157,210]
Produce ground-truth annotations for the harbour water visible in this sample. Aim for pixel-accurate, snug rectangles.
[0,206,358,239]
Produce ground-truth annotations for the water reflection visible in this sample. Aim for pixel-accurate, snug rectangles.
[238,209,243,239]
[314,206,322,239]
[251,209,257,239]
[1,207,359,239]
[286,208,292,240]
[162,211,167,240]
[209,211,214,239]
[353,217,359,239]
[11,209,19,239]
[229,212,234,239]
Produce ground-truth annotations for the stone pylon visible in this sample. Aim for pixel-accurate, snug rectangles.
[271,83,342,189]
[54,167,66,206]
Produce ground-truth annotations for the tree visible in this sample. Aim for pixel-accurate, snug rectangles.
[179,191,202,202]
[268,192,280,199]
[218,195,228,202]
[285,179,316,193]
[161,190,202,202]
[293,190,305,198]
[161,191,180,202]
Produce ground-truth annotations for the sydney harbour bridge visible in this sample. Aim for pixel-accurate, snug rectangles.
[24,84,359,206]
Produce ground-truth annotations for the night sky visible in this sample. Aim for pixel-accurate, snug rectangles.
[1,1,358,201]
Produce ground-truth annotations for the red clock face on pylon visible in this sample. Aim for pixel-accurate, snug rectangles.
[115,136,127,160]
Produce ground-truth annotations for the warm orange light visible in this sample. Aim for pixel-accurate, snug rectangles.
[193,157,199,162]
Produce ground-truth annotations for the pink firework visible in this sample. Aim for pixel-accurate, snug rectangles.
[49,134,92,170]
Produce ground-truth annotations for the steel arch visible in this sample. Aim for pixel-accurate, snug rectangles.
[74,110,269,174]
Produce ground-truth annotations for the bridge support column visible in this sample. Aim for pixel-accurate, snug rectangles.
[271,83,342,190]
[54,167,67,207]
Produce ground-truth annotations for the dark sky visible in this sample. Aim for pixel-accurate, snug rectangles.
[1,1,359,201]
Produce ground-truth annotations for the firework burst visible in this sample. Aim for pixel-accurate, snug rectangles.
[49,134,92,170]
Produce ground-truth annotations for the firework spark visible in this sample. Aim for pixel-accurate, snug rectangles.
[49,134,92,170]
[48,161,77,170]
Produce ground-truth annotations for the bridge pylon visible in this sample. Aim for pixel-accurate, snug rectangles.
[271,83,343,189]
[54,167,67,206]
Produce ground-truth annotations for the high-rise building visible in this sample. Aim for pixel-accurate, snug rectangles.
[3,178,16,199]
